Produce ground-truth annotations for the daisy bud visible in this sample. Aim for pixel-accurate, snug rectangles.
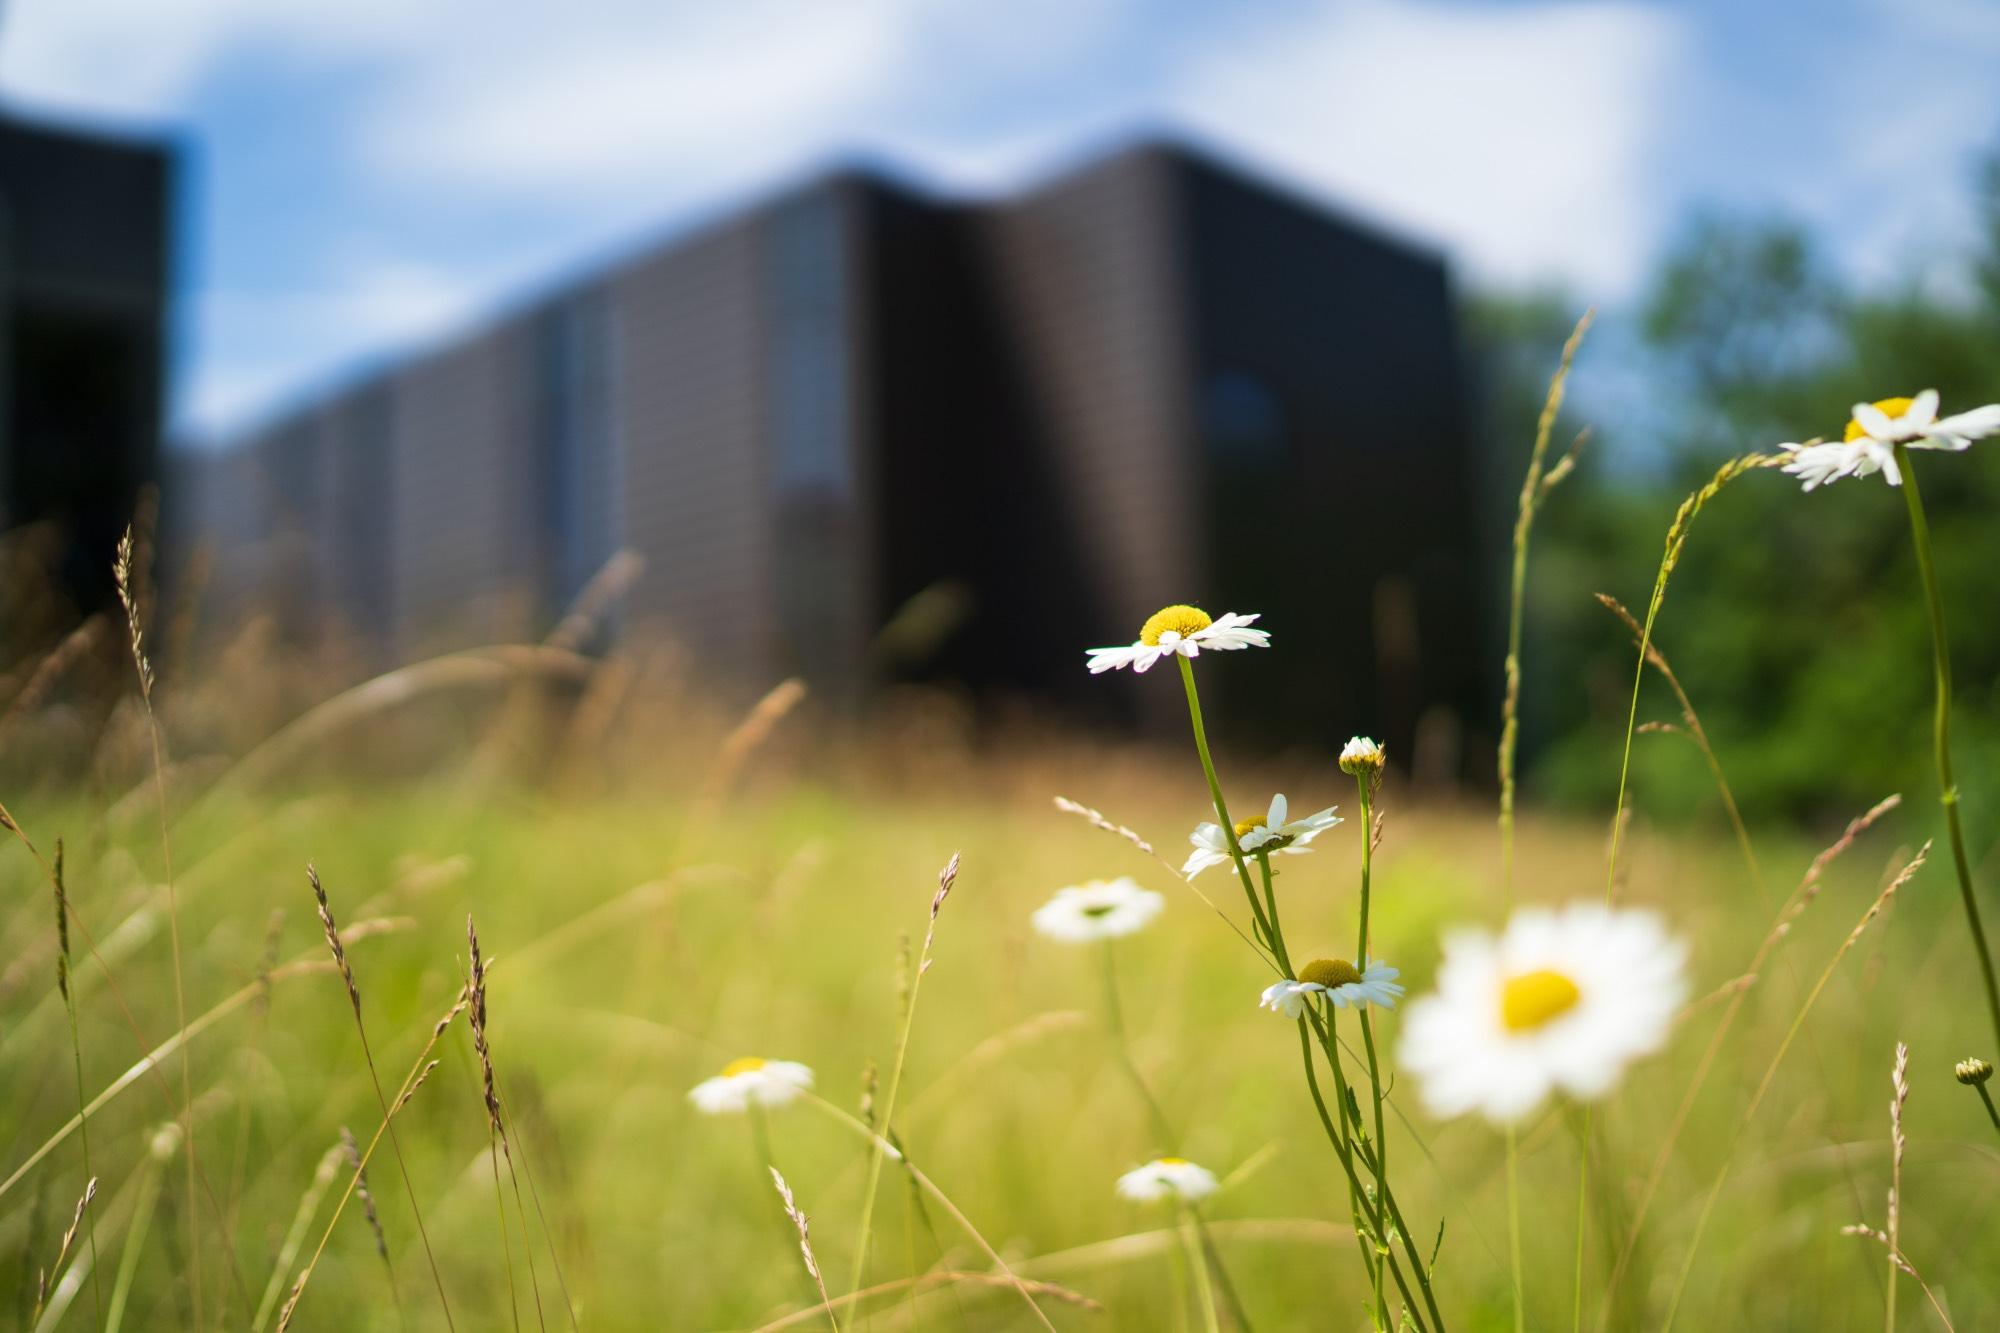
[1957,1057,1994,1086]
[1339,736,1385,777]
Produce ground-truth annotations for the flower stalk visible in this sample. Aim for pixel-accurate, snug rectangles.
[1892,443,2000,1054]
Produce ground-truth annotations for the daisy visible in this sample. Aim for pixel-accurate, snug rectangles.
[1780,390,2000,490]
[1259,957,1404,1017]
[1182,793,1341,877]
[1398,903,1685,1125]
[1031,877,1165,943]
[1115,1157,1219,1203]
[1086,605,1269,674]
[688,1057,815,1114]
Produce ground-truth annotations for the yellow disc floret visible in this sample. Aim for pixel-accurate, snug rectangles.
[1845,397,1914,442]
[1500,969,1582,1032]
[721,1056,768,1078]
[1298,957,1364,989]
[1140,604,1213,646]
[1234,815,1267,839]
[1157,1156,1190,1166]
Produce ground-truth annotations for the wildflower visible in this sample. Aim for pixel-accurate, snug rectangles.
[1398,903,1685,1125]
[1115,1156,1219,1202]
[1957,1057,1994,1086]
[1259,957,1404,1017]
[1085,605,1268,674]
[1031,877,1165,943]
[1182,793,1341,877]
[1339,736,1385,777]
[688,1057,814,1114]
[1780,391,2000,490]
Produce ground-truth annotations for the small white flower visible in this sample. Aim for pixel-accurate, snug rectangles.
[688,1058,814,1114]
[1339,736,1385,776]
[1115,1157,1219,1202]
[1031,877,1165,943]
[1780,390,2000,490]
[1259,957,1404,1017]
[1086,605,1269,674]
[1182,793,1341,877]
[1399,903,1685,1125]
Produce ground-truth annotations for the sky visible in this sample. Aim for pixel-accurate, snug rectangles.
[2,0,1997,444]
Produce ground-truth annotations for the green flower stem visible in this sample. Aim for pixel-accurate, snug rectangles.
[1255,853,1293,976]
[1101,942,1178,1153]
[1189,1208,1253,1333]
[1974,1083,2000,1138]
[1894,443,2000,1054]
[1506,1125,1525,1333]
[1351,776,1391,1328]
[1176,655,1279,959]
[1181,1206,1223,1333]
[1296,1020,1427,1331]
[1309,1009,1447,1333]
[1324,1007,1387,1325]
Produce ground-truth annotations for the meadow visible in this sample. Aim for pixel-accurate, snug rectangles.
[6,370,2000,1332]
[3,661,1997,1330]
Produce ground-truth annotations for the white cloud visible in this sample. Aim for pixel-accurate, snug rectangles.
[1165,0,1689,296]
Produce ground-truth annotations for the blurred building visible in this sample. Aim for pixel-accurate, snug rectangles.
[0,112,172,622]
[177,141,1480,764]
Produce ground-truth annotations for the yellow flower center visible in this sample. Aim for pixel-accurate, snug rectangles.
[1157,1156,1189,1166]
[1844,396,1914,442]
[721,1057,767,1078]
[1298,957,1364,988]
[1140,604,1213,646]
[1234,815,1267,838]
[1500,969,1582,1032]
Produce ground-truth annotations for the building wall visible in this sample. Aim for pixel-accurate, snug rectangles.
[0,116,170,628]
[981,148,1202,666]
[388,327,540,655]
[611,213,777,677]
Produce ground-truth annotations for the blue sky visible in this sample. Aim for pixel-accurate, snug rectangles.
[2,0,1996,444]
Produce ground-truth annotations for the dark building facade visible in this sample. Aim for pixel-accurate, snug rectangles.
[0,113,172,623]
[180,141,1481,765]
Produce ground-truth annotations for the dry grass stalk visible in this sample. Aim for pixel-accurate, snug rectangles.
[30,1176,96,1321]
[49,840,103,1324]
[0,615,103,739]
[303,866,455,1331]
[114,502,203,1326]
[1500,308,1593,900]
[1661,842,1930,1331]
[1885,1042,1910,1331]
[1597,593,1766,900]
[1603,794,1903,1321]
[252,1145,345,1330]
[545,548,644,652]
[274,978,466,1331]
[751,1270,1105,1333]
[769,1168,839,1332]
[679,676,808,857]
[1053,793,1264,955]
[469,916,542,1333]
[340,1126,391,1261]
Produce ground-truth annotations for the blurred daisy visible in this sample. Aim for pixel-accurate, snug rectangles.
[1182,793,1341,877]
[1116,1157,1219,1202]
[688,1057,814,1114]
[1031,877,1165,942]
[1399,903,1685,1125]
[1259,957,1404,1017]
[1781,391,2000,490]
[1086,605,1268,674]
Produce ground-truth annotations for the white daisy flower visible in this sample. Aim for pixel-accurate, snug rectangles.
[1031,877,1165,943]
[1086,604,1269,674]
[688,1057,815,1114]
[1259,957,1404,1017]
[1399,903,1685,1125]
[1115,1157,1219,1203]
[1780,390,2000,490]
[1339,736,1385,777]
[1182,793,1341,877]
